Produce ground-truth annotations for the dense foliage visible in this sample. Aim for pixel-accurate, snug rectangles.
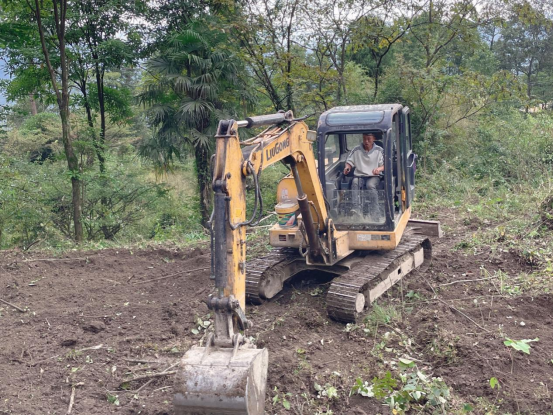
[0,0,552,249]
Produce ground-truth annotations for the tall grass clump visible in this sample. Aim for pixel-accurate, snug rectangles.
[414,109,553,269]
[416,109,553,211]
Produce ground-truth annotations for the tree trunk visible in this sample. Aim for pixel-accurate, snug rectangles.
[94,60,106,174]
[373,70,380,100]
[526,66,533,102]
[285,69,293,111]
[34,0,83,242]
[91,57,112,239]
[79,82,98,167]
[195,144,211,226]
[60,105,83,242]
[29,93,38,115]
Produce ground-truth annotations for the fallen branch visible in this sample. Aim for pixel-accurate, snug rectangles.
[23,239,42,251]
[134,267,210,285]
[67,382,84,414]
[404,294,514,305]
[423,277,491,333]
[439,277,496,287]
[253,212,276,224]
[153,385,172,392]
[319,359,338,366]
[123,358,166,364]
[120,363,179,391]
[442,301,491,333]
[22,257,89,263]
[121,370,176,385]
[78,344,103,352]
[29,354,60,367]
[100,278,121,285]
[0,298,26,313]
[246,224,274,230]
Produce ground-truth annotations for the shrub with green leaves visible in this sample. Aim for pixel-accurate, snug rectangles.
[350,361,451,413]
[87,174,167,240]
[0,156,56,249]
[0,154,178,248]
[503,337,539,355]
[4,112,62,161]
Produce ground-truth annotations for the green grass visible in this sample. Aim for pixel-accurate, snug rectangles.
[364,302,402,330]
[415,164,553,282]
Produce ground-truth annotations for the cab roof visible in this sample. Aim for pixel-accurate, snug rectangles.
[318,104,403,134]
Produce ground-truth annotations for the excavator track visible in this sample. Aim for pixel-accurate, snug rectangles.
[246,235,431,323]
[246,248,300,304]
[327,234,431,323]
[246,247,351,304]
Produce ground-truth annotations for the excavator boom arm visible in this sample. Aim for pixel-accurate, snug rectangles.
[212,112,329,310]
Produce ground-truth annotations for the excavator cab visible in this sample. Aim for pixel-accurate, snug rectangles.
[317,104,416,232]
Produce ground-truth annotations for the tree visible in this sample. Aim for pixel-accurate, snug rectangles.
[138,23,253,224]
[349,1,419,100]
[71,0,142,173]
[0,2,51,116]
[301,0,372,104]
[234,0,303,111]
[494,0,553,107]
[407,0,480,70]
[30,0,84,242]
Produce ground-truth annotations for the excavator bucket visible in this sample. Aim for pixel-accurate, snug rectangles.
[173,344,268,415]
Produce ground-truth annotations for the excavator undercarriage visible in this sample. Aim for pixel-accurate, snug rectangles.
[247,229,435,323]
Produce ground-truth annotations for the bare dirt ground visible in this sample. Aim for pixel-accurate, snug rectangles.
[1,215,552,414]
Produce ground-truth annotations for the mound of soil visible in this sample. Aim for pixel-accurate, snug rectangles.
[1,221,552,414]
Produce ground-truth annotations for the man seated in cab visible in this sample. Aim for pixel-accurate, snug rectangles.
[343,133,384,217]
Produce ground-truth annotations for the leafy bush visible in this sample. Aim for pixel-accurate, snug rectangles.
[541,194,553,230]
[145,160,206,241]
[0,156,58,248]
[0,154,178,248]
[4,112,62,162]
[83,166,169,240]
[44,157,170,241]
[351,362,451,413]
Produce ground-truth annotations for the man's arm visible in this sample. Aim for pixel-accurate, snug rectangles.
[344,149,356,174]
[372,149,385,175]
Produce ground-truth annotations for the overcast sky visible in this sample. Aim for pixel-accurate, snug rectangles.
[0,61,7,106]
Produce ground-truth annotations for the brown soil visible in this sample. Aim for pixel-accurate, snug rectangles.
[1,219,552,414]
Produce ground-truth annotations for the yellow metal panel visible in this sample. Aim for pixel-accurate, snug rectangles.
[214,123,249,310]
[269,225,301,248]
[347,207,411,250]
[334,231,354,260]
[276,176,298,203]
[247,122,327,231]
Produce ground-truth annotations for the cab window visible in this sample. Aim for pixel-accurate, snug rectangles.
[324,134,340,166]
[346,133,364,150]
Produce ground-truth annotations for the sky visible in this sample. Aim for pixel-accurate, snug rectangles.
[0,60,7,106]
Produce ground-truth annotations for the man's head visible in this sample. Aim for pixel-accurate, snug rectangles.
[362,133,377,151]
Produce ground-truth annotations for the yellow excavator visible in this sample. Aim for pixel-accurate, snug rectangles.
[173,106,441,414]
